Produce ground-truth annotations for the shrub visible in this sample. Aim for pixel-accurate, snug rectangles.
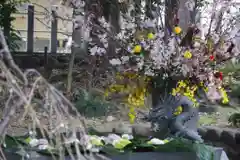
[74,88,115,118]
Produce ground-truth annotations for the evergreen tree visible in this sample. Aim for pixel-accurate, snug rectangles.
[0,0,28,51]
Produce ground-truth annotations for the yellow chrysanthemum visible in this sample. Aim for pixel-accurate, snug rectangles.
[133,45,142,53]
[184,50,192,59]
[174,106,183,115]
[147,33,155,39]
[174,26,182,34]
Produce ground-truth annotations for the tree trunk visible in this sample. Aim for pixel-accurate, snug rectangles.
[177,0,191,33]
[164,0,179,41]
[145,0,155,19]
[134,0,141,28]
[66,8,86,97]
[107,0,120,57]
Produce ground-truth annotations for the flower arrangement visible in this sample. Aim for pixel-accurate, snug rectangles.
[71,0,239,123]
[104,22,235,122]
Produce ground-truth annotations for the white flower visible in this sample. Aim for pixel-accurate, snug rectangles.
[29,138,39,147]
[38,144,49,150]
[99,17,110,28]
[206,86,222,101]
[103,42,108,48]
[143,19,156,28]
[162,73,168,79]
[89,136,103,146]
[29,131,35,136]
[86,143,93,150]
[103,134,121,144]
[11,79,16,84]
[90,46,106,55]
[38,139,48,145]
[121,134,133,140]
[147,138,165,145]
[9,88,13,93]
[121,56,129,63]
[145,70,155,76]
[109,58,121,65]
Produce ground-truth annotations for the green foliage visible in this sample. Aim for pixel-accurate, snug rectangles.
[102,137,215,160]
[73,88,116,118]
[2,134,217,160]
[220,61,240,97]
[220,61,240,76]
[0,0,28,51]
[228,112,240,127]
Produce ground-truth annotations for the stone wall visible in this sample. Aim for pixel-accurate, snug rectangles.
[198,126,240,160]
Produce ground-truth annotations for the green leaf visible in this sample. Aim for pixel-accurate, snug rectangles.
[193,142,215,160]
[36,148,59,157]
[3,135,27,148]
[101,144,124,156]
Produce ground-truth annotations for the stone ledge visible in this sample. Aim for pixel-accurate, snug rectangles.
[199,126,240,146]
[91,122,240,159]
[92,122,240,146]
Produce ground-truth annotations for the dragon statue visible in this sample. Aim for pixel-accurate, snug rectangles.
[144,94,203,142]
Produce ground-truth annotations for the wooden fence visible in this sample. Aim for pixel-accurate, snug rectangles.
[15,4,71,54]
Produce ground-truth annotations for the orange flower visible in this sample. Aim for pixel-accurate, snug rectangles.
[174,26,182,34]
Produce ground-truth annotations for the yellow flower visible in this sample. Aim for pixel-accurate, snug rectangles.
[172,88,177,96]
[184,50,192,59]
[133,45,142,53]
[219,88,229,104]
[128,106,136,124]
[128,112,135,124]
[104,90,109,97]
[178,80,186,88]
[113,139,131,149]
[174,26,182,34]
[147,33,155,39]
[163,139,170,144]
[25,137,32,143]
[222,98,229,104]
[174,106,183,115]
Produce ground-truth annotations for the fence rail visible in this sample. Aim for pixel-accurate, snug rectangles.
[15,5,71,54]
